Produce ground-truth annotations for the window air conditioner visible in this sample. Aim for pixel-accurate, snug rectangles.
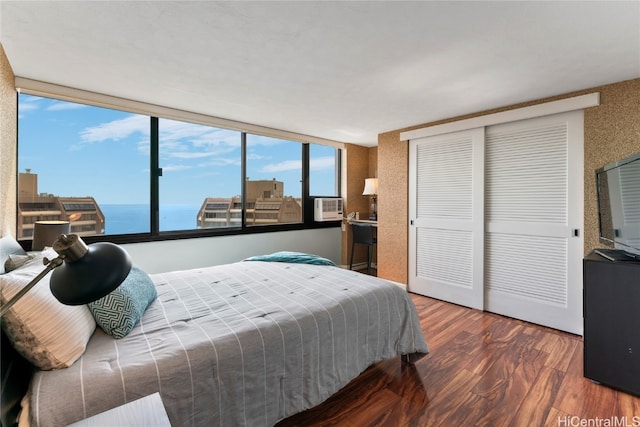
[314,198,343,221]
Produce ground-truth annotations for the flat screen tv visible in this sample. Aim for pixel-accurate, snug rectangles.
[596,151,640,260]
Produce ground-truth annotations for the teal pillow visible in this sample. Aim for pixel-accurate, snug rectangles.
[88,266,157,339]
[244,251,336,266]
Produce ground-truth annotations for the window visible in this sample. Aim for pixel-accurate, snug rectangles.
[158,118,241,231]
[17,92,341,245]
[309,143,340,196]
[17,94,149,239]
[245,135,302,226]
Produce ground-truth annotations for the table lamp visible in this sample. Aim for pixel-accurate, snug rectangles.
[32,220,70,251]
[0,234,132,316]
[362,178,378,221]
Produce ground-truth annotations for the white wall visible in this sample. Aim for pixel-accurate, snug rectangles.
[122,228,342,274]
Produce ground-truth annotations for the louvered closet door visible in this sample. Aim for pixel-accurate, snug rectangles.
[408,128,484,310]
[485,111,584,334]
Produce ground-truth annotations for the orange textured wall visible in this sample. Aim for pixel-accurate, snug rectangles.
[377,131,408,283]
[583,79,640,254]
[340,143,375,266]
[0,43,17,236]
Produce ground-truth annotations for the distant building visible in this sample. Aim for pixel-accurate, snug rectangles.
[247,196,302,225]
[246,179,284,200]
[17,170,105,240]
[197,196,243,228]
[197,179,302,228]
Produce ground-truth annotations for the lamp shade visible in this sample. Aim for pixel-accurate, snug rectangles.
[32,221,70,251]
[362,178,378,196]
[49,235,132,305]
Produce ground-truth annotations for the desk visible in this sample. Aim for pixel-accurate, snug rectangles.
[346,219,378,227]
[347,220,377,274]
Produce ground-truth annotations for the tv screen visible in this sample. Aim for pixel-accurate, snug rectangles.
[596,151,640,256]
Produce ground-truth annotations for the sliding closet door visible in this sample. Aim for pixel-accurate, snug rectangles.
[408,128,484,309]
[484,111,584,334]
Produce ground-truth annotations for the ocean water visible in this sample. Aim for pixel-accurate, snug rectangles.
[101,204,200,234]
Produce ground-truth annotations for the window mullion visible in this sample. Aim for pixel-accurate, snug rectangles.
[241,132,247,229]
[336,149,342,197]
[150,117,160,235]
[302,143,311,224]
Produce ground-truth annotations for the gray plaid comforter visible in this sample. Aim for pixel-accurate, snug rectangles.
[27,261,428,426]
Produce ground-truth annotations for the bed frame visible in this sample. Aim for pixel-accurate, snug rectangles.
[1,331,33,427]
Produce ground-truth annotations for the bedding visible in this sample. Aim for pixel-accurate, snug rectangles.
[1,235,27,275]
[243,251,336,266]
[1,330,33,427]
[22,260,428,426]
[0,248,96,370]
[88,266,157,339]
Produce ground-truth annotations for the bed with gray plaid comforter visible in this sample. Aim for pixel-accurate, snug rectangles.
[26,261,428,426]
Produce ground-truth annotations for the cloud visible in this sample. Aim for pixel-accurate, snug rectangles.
[310,156,335,171]
[163,140,239,159]
[18,103,39,113]
[246,152,267,161]
[191,129,241,148]
[46,102,89,112]
[159,119,213,142]
[170,151,219,160]
[79,114,149,144]
[259,156,334,173]
[197,157,241,168]
[261,159,302,173]
[161,164,193,172]
[156,121,243,172]
[160,119,239,146]
[158,119,241,161]
[75,115,244,159]
[18,94,41,109]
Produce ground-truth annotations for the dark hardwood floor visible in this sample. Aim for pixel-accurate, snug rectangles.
[277,292,640,426]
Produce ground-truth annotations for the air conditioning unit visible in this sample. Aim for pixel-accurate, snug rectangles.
[314,198,343,221]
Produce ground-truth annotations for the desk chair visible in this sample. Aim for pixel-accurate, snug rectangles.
[349,223,377,274]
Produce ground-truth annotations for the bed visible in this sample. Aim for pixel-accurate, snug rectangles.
[1,244,428,427]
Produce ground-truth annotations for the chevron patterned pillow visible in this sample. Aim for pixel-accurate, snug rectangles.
[88,266,157,339]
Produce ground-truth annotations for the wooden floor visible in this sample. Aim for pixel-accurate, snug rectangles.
[277,292,640,426]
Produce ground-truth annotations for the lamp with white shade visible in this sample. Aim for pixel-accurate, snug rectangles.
[362,178,378,221]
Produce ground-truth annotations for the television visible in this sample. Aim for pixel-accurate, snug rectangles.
[595,151,640,260]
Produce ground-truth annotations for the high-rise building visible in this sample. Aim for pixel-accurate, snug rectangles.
[17,170,105,240]
[197,179,301,228]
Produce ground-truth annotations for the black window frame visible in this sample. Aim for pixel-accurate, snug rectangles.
[16,95,342,249]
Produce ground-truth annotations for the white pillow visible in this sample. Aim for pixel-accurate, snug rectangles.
[0,235,27,274]
[0,248,96,370]
[4,253,36,272]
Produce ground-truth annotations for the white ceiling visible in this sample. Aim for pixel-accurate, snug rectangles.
[1,1,639,146]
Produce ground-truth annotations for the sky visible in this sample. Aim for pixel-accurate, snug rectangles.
[18,94,338,205]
